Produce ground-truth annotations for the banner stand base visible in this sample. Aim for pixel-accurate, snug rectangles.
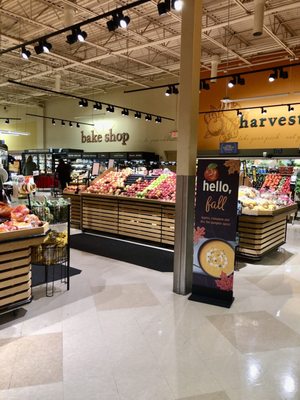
[188,293,234,309]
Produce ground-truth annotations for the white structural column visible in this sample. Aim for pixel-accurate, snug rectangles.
[173,0,202,294]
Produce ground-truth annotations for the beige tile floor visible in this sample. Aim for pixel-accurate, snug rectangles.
[0,222,300,399]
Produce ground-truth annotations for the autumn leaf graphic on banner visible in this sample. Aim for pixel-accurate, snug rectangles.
[215,271,233,291]
[193,226,206,244]
[224,160,240,175]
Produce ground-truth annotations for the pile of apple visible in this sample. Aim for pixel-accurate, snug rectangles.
[84,168,132,195]
[137,174,168,198]
[120,178,154,197]
[261,174,282,190]
[145,174,176,202]
[277,176,291,194]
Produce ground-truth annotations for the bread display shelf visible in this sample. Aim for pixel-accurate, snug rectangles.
[237,205,297,261]
[81,194,175,245]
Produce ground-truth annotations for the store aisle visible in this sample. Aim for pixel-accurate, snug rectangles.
[0,223,300,400]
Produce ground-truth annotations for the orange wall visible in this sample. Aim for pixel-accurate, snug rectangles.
[198,64,300,150]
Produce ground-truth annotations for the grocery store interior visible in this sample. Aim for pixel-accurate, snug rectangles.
[1,1,300,399]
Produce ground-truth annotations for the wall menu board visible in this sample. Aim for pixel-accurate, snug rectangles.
[190,159,240,308]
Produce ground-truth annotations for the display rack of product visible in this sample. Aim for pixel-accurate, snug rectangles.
[237,186,297,260]
[0,203,49,314]
[30,197,70,296]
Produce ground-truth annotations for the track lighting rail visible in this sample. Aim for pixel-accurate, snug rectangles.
[8,80,174,123]
[26,114,94,127]
[0,0,151,56]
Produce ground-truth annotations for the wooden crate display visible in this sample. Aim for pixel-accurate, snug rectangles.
[237,213,287,260]
[82,194,118,234]
[64,194,81,228]
[81,194,176,245]
[0,235,47,311]
[119,199,163,243]
[0,244,31,308]
[161,205,175,245]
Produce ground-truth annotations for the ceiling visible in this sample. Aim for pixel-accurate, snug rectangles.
[0,0,300,106]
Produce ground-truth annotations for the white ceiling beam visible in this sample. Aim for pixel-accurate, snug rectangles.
[202,1,300,32]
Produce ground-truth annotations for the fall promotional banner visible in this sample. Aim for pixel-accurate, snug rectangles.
[190,159,240,308]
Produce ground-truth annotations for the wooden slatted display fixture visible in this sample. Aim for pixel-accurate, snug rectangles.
[0,233,47,313]
[64,193,81,228]
[237,205,297,260]
[81,194,175,245]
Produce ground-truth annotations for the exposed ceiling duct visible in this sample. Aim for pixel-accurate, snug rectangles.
[253,0,266,36]
[210,55,221,83]
[64,3,75,27]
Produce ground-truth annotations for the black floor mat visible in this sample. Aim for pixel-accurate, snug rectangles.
[70,233,174,272]
[31,264,81,287]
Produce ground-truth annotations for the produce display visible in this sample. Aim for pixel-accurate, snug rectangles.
[144,174,176,201]
[259,173,291,194]
[63,184,87,194]
[136,173,169,198]
[32,230,68,265]
[84,168,132,195]
[83,168,176,202]
[120,177,154,198]
[0,203,41,232]
[31,197,70,223]
[239,186,295,215]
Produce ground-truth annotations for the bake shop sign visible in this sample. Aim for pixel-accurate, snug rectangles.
[81,129,129,145]
[190,159,240,308]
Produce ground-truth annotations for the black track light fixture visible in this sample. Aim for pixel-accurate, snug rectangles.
[79,99,88,107]
[21,46,31,60]
[52,118,56,125]
[237,110,242,117]
[119,13,131,29]
[268,69,278,82]
[121,108,129,116]
[200,80,210,91]
[165,85,172,96]
[237,75,245,85]
[61,120,65,126]
[288,104,294,112]
[172,85,179,95]
[4,118,9,124]
[279,67,288,79]
[157,0,171,15]
[69,121,73,127]
[134,111,141,119]
[157,0,183,15]
[261,107,267,115]
[106,105,114,113]
[228,76,236,88]
[76,122,80,128]
[145,114,152,122]
[172,0,183,11]
[155,116,162,123]
[34,40,52,54]
[107,12,130,31]
[66,28,87,44]
[165,84,178,96]
[93,102,102,111]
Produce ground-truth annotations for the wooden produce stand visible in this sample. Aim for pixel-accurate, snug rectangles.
[81,193,175,245]
[0,224,49,314]
[63,193,81,228]
[237,205,297,260]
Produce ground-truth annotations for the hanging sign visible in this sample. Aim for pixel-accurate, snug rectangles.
[189,159,240,308]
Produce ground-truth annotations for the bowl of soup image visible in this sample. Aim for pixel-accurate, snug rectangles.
[198,239,235,278]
